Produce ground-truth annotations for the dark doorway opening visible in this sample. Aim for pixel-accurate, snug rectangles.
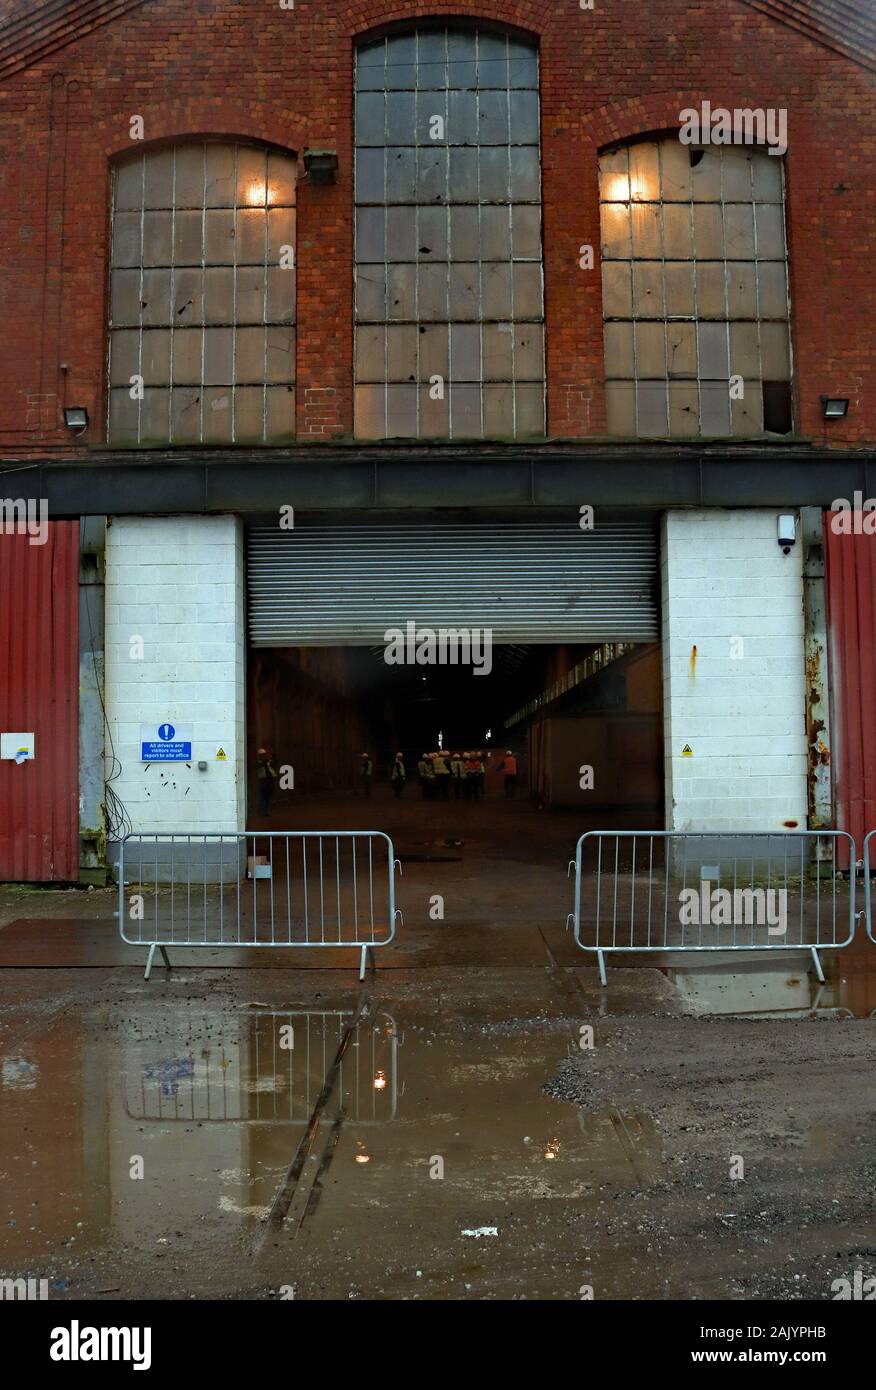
[246,642,664,834]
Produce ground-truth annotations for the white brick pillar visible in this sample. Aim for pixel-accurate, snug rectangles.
[105,515,246,839]
[661,510,808,832]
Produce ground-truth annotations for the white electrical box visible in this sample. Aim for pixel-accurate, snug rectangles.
[1,733,35,762]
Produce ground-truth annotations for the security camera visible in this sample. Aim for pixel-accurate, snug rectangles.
[777,514,797,555]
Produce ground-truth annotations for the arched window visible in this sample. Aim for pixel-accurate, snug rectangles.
[599,138,792,437]
[354,26,545,440]
[107,140,296,445]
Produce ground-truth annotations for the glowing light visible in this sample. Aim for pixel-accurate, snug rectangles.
[355,1153,371,1164]
[603,172,648,203]
[543,1139,560,1161]
[373,1070,387,1092]
[245,181,267,207]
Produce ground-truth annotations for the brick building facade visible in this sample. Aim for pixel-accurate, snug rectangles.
[0,0,875,879]
[0,0,874,450]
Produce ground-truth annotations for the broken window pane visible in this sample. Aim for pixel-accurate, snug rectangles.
[598,134,791,438]
[109,140,296,443]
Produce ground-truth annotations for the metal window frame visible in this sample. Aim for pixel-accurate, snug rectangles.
[107,140,297,447]
[599,139,793,439]
[354,26,546,442]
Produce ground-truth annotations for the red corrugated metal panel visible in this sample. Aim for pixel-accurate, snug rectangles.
[824,512,876,860]
[0,521,79,881]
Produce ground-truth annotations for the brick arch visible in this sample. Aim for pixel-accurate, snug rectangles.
[108,132,302,169]
[93,107,307,165]
[579,90,796,151]
[350,8,544,44]
[345,3,553,42]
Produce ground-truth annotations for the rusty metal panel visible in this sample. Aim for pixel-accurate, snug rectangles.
[824,511,876,862]
[0,522,79,881]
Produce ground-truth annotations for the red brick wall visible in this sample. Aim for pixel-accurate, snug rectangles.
[0,0,873,453]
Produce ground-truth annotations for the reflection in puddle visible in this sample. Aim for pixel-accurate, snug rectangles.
[668,940,876,1019]
[125,1010,399,1123]
[0,1006,402,1270]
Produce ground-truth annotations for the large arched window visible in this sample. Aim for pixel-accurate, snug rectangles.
[599,138,792,438]
[107,141,296,446]
[354,26,545,440]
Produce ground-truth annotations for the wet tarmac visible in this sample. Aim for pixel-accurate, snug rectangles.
[1,795,875,1300]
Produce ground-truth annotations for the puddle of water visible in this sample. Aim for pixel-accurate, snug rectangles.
[667,939,876,1019]
[0,981,671,1298]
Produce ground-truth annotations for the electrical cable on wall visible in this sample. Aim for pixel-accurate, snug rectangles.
[84,571,132,841]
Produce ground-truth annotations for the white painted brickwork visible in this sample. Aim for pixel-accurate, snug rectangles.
[661,510,808,833]
[105,516,246,834]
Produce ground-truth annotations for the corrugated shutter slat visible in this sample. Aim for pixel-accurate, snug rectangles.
[247,520,659,646]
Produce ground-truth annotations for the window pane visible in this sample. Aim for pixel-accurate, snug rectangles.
[602,261,633,318]
[755,202,785,258]
[697,321,730,379]
[605,381,635,434]
[722,149,752,200]
[760,321,791,380]
[632,262,664,318]
[724,203,754,258]
[637,382,669,436]
[726,262,758,318]
[386,324,418,381]
[668,382,699,436]
[631,203,661,258]
[634,322,666,377]
[109,330,139,386]
[663,262,695,316]
[662,203,692,259]
[604,322,635,377]
[700,381,732,436]
[666,322,697,377]
[690,147,722,200]
[112,212,142,267]
[757,261,789,318]
[206,144,236,207]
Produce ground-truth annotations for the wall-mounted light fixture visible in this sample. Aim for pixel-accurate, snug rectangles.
[820,395,849,419]
[303,149,339,185]
[64,406,89,433]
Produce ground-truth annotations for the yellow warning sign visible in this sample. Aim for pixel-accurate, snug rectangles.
[681,744,693,757]
[215,748,227,761]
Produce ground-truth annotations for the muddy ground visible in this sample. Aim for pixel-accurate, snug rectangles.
[1,797,874,1302]
[1,950,874,1301]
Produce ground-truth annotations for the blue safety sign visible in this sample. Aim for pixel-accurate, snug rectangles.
[140,722,193,762]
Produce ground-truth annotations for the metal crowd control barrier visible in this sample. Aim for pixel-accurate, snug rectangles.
[567,830,857,986]
[117,832,402,980]
[863,831,876,945]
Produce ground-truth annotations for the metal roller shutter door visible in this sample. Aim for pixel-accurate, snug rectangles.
[247,519,659,646]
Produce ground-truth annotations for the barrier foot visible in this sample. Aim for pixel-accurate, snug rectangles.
[359,945,367,982]
[144,944,172,981]
[597,949,608,988]
[810,946,825,984]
